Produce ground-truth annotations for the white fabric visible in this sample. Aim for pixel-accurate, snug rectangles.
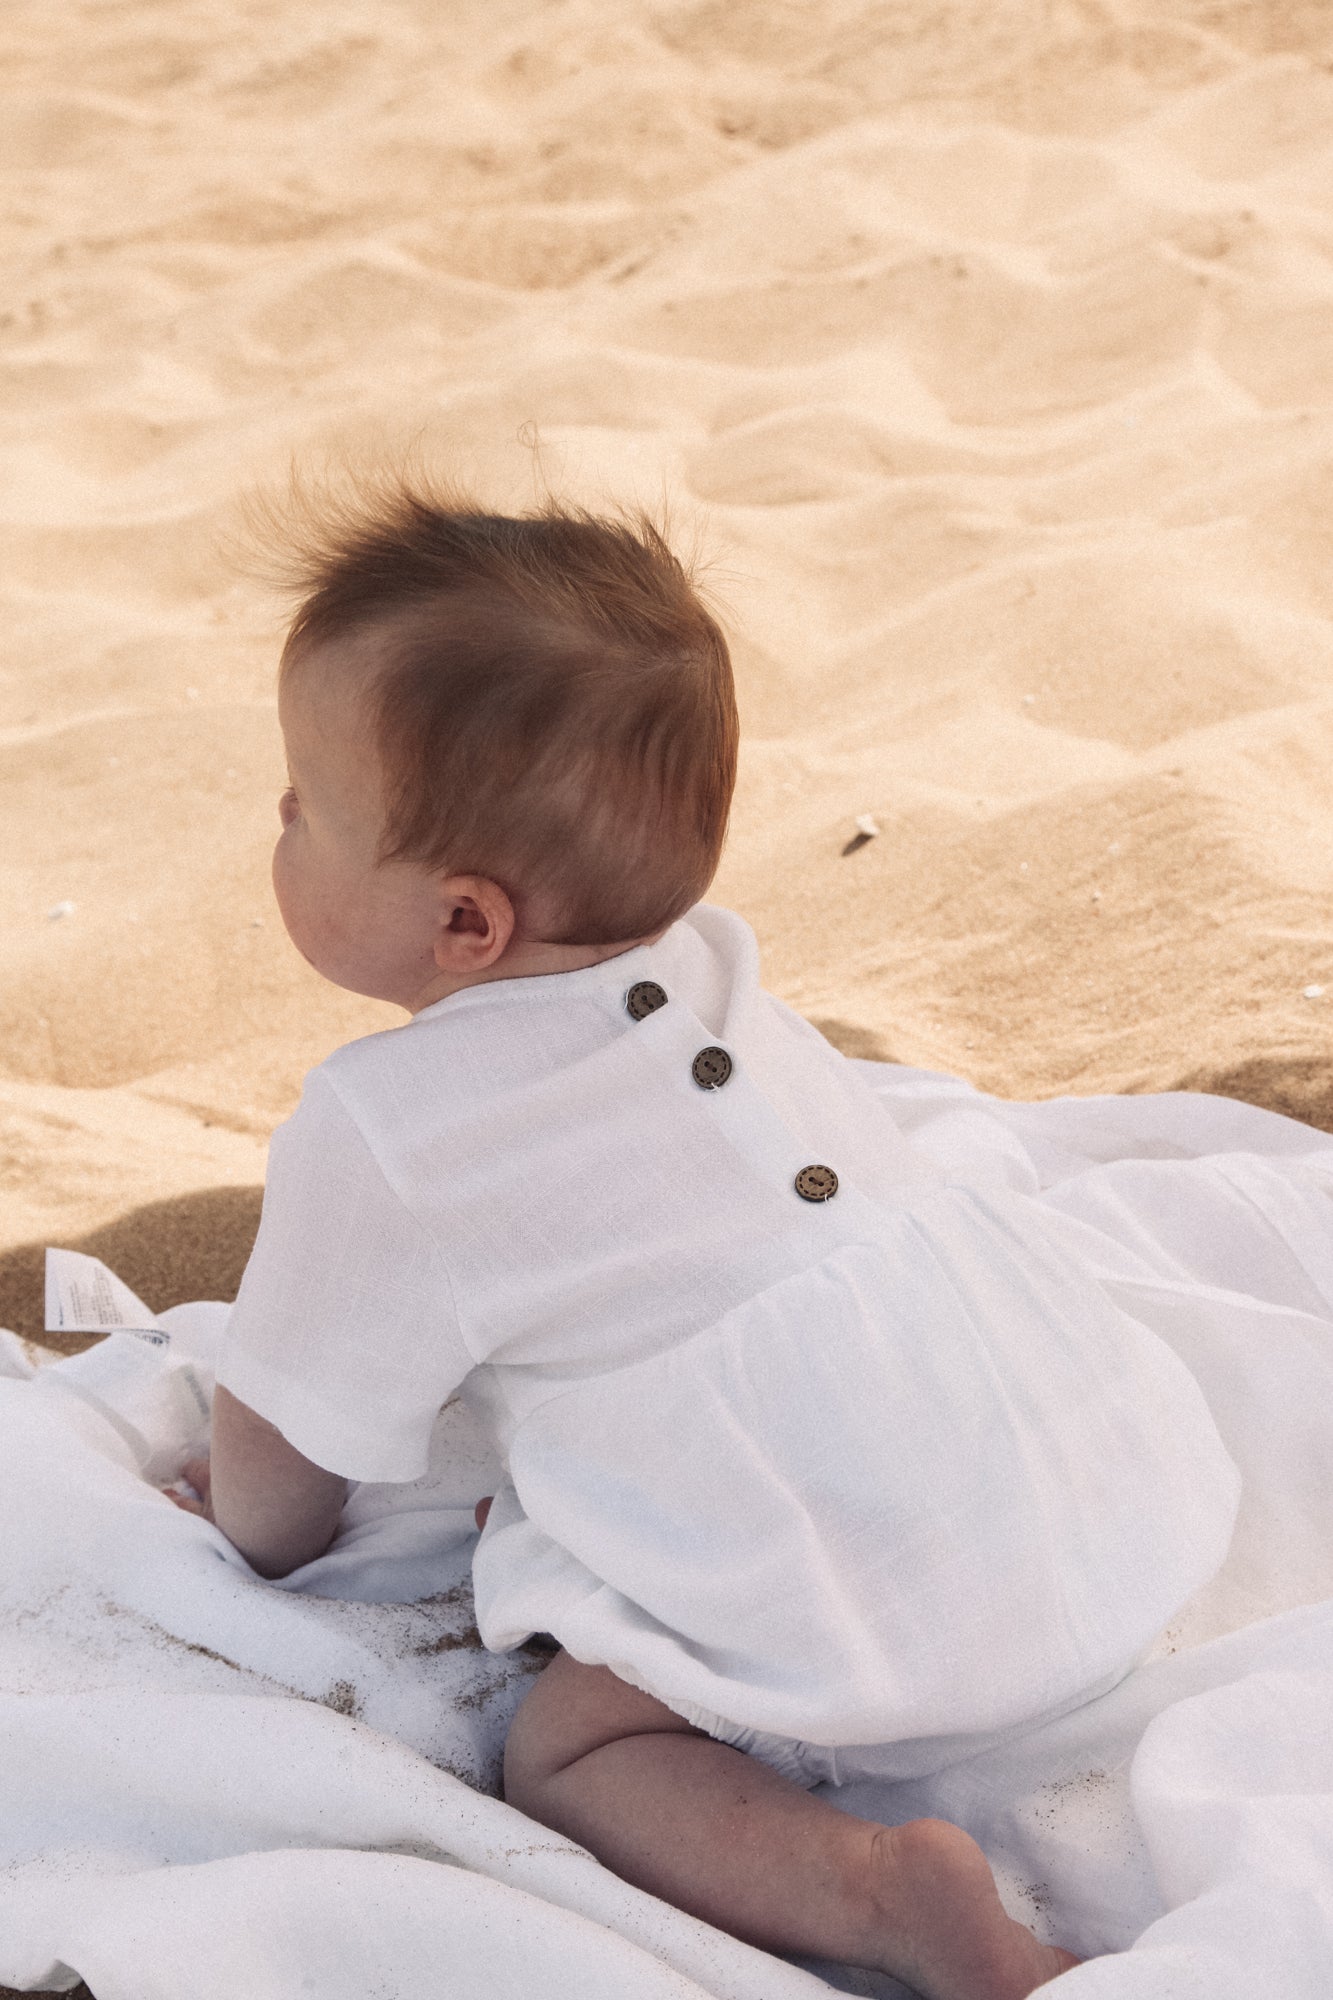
[218,905,1240,1751]
[5,1067,1333,1994]
[652,1655,1140,1792]
[5,1070,1333,1993]
[0,1309,818,2000]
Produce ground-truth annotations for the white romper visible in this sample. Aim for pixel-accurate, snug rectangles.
[217,904,1240,1757]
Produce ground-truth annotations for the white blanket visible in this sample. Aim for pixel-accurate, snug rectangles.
[3,1064,1333,1999]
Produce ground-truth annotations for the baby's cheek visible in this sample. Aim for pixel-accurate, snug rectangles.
[270,836,294,916]
[270,834,323,954]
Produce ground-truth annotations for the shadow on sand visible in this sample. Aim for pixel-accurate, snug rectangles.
[0,1184,264,1351]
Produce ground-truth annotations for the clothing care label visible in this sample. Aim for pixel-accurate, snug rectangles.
[44,1248,170,1346]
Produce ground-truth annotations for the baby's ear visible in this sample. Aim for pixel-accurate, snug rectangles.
[434,874,515,972]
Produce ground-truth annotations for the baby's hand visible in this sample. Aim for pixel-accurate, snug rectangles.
[164,1455,214,1522]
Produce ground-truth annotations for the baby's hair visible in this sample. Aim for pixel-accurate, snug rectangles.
[277,475,738,945]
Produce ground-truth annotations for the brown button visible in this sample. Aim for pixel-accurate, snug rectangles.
[795,1164,838,1202]
[625,980,667,1021]
[691,1046,733,1090]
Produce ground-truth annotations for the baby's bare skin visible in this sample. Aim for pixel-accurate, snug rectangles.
[505,1649,1079,2000]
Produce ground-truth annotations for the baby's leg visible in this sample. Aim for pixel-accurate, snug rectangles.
[505,1651,1078,2000]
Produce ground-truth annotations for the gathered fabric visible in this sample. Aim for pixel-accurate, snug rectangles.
[221,904,1238,1751]
[4,1052,1333,1992]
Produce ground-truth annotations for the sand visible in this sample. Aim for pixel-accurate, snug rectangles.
[1,0,1332,1347]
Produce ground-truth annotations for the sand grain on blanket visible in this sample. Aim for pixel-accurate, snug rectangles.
[2,0,1333,1292]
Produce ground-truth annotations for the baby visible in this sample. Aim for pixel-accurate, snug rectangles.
[172,482,1241,2000]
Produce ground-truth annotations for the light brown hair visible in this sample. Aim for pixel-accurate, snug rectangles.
[279,480,738,944]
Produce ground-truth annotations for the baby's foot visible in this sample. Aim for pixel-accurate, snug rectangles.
[863,1818,1080,2000]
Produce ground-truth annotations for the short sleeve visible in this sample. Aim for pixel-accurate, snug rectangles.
[215,1068,474,1482]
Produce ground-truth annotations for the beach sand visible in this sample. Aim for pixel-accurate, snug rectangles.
[2,0,1332,1361]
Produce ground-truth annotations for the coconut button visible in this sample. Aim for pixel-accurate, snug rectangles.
[691,1046,733,1090]
[625,980,668,1020]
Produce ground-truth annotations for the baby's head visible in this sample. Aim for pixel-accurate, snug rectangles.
[271,480,738,1012]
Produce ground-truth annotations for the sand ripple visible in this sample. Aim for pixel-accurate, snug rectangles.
[1,0,1332,1313]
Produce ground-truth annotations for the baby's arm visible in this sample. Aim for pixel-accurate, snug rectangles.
[170,1385,348,1579]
